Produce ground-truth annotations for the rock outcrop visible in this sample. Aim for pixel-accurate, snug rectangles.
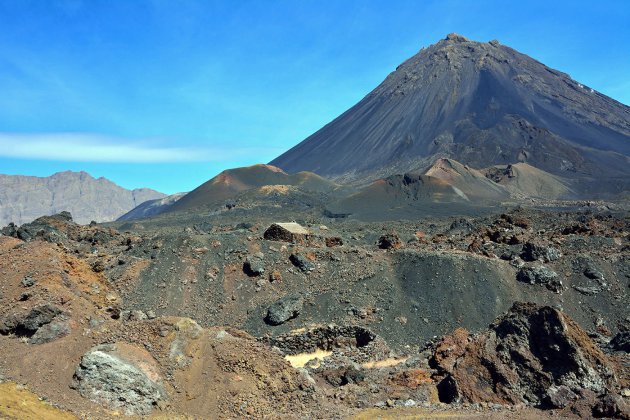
[430,302,626,417]
[73,343,166,416]
[517,266,563,292]
[264,222,310,243]
[265,295,304,325]
[0,303,68,344]
[378,232,403,250]
[609,331,630,353]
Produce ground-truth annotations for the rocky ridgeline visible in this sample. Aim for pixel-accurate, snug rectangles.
[0,171,165,225]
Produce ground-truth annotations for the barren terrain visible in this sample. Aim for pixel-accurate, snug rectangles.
[0,202,628,418]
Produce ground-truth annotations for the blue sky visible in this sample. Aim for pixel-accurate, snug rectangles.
[0,0,628,194]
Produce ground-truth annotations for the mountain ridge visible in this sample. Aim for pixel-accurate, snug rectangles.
[0,171,165,225]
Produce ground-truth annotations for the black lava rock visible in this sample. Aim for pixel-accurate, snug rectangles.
[289,254,315,272]
[517,266,563,293]
[21,275,35,287]
[243,254,265,277]
[608,331,630,352]
[521,242,561,262]
[265,295,304,326]
[378,233,402,250]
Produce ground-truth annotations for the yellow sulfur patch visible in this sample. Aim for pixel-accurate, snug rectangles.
[285,349,333,368]
[362,357,409,369]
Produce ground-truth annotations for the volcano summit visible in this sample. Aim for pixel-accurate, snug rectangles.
[271,34,630,197]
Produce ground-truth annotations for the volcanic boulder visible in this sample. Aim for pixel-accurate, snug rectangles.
[264,222,310,243]
[378,232,402,250]
[543,385,578,409]
[584,266,606,283]
[265,295,304,326]
[244,253,265,277]
[517,265,563,292]
[325,236,343,247]
[289,253,315,272]
[0,304,68,344]
[73,343,166,416]
[521,241,561,262]
[448,219,475,234]
[430,302,619,413]
[21,275,35,287]
[609,331,630,353]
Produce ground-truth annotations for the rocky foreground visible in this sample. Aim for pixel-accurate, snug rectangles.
[0,210,628,418]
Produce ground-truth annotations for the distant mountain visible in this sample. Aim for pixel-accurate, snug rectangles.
[424,158,508,200]
[118,193,186,221]
[325,157,579,220]
[0,171,165,225]
[326,171,474,220]
[482,162,574,199]
[165,164,337,213]
[271,33,630,197]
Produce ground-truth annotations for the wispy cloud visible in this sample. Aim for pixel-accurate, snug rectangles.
[0,133,279,163]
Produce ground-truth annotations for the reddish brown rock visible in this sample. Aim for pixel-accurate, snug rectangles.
[430,302,621,415]
[325,236,343,247]
[378,232,402,250]
[390,369,433,390]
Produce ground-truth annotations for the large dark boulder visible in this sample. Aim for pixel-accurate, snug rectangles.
[289,253,315,273]
[243,254,265,277]
[609,331,630,352]
[378,232,402,250]
[0,304,67,343]
[265,295,304,326]
[263,223,310,243]
[521,242,561,262]
[517,265,563,293]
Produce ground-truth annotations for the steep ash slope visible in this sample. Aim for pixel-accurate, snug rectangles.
[271,34,630,194]
[483,162,575,199]
[424,158,508,200]
[325,172,487,220]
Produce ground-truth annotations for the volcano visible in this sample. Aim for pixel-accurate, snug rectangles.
[165,164,336,212]
[271,34,630,196]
